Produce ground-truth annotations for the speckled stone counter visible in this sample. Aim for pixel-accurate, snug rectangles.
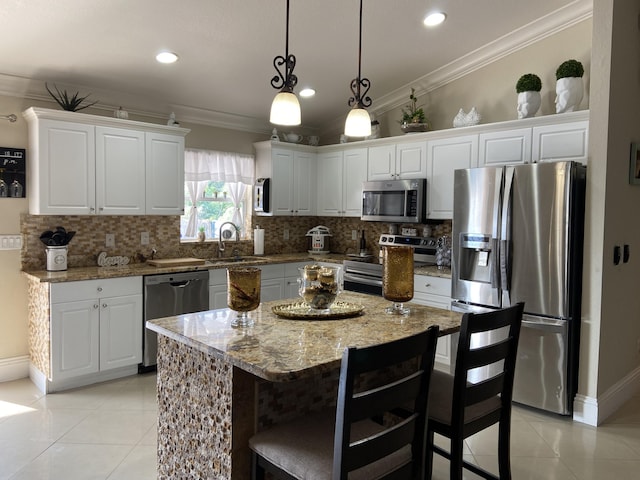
[147,292,461,479]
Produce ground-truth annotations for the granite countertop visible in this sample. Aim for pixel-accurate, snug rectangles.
[22,253,451,283]
[146,291,461,383]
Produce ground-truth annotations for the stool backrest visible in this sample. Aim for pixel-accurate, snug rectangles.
[333,325,440,479]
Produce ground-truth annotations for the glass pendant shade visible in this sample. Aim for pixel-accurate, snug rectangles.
[344,107,371,137]
[270,91,301,126]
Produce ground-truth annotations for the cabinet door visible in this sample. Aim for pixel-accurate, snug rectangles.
[145,132,185,215]
[209,284,228,309]
[271,149,295,215]
[532,121,588,164]
[32,119,96,215]
[317,151,344,216]
[479,128,532,166]
[396,141,427,179]
[427,135,478,219]
[51,299,100,380]
[342,148,368,216]
[261,278,284,302]
[284,276,300,299]
[367,144,396,181]
[99,294,143,371]
[293,151,316,215]
[96,127,146,215]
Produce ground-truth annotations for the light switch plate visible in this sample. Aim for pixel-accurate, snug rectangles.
[140,232,150,245]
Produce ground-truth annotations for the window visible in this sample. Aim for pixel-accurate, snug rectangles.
[181,149,254,241]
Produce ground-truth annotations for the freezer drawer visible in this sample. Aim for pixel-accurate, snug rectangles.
[513,316,569,415]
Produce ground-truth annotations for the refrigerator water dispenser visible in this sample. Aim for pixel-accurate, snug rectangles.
[458,233,494,284]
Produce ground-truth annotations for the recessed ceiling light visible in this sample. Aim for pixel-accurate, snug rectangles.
[423,12,446,27]
[299,88,316,98]
[156,51,178,64]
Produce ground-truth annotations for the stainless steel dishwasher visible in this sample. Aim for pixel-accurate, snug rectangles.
[142,270,209,371]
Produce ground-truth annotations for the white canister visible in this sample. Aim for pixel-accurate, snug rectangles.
[254,227,265,256]
[46,246,68,271]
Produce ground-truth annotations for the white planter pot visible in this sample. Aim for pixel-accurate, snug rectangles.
[517,91,541,119]
[555,77,583,113]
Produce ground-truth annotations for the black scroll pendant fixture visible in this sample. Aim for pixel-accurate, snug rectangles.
[270,0,301,126]
[344,0,372,137]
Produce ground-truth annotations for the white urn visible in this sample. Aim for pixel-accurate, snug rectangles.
[555,77,583,113]
[517,91,541,119]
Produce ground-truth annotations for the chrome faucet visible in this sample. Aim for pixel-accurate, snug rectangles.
[218,222,240,258]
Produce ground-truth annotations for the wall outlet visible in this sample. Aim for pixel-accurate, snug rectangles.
[140,232,150,245]
[352,230,358,240]
[283,229,289,240]
[105,234,115,247]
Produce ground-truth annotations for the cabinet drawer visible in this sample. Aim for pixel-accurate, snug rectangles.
[413,275,451,296]
[284,262,311,277]
[260,264,285,280]
[51,276,142,303]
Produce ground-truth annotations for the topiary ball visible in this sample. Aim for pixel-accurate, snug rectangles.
[516,73,542,93]
[556,59,584,80]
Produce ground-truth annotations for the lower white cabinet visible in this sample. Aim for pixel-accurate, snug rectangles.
[45,276,142,391]
[412,274,456,371]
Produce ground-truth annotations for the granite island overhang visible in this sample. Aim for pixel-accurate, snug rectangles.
[146,291,462,479]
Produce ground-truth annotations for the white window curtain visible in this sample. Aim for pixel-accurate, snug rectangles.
[184,148,255,237]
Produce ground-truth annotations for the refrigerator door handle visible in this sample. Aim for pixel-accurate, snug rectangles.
[521,316,567,334]
[500,166,514,304]
[491,237,500,289]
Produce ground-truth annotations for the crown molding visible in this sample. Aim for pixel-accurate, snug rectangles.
[1,1,592,136]
[371,0,593,116]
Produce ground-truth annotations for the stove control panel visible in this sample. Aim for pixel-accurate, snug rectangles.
[378,235,437,247]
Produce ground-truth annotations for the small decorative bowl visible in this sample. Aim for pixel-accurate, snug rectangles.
[400,122,430,133]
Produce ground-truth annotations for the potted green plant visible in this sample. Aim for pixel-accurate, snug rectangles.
[555,59,584,113]
[198,226,206,242]
[45,83,98,112]
[399,88,430,133]
[515,73,542,119]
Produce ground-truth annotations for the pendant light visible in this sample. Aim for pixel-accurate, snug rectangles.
[270,0,301,126]
[344,0,372,137]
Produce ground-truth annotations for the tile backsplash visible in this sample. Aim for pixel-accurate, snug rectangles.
[21,213,451,270]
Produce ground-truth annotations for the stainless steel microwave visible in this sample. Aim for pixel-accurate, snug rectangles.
[361,179,426,223]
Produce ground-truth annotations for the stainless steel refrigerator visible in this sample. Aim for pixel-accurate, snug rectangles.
[451,161,586,415]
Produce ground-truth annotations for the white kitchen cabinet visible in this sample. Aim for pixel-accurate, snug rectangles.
[96,126,146,215]
[23,107,189,216]
[479,128,532,166]
[255,141,316,216]
[367,141,426,180]
[532,120,588,164]
[284,262,310,299]
[412,274,456,370]
[317,147,367,217]
[426,134,478,219]
[47,276,142,391]
[26,118,96,214]
[146,132,186,215]
[209,268,228,309]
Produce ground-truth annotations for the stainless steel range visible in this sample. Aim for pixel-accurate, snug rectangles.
[343,234,437,295]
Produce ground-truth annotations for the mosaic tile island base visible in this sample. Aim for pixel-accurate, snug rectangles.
[148,291,462,480]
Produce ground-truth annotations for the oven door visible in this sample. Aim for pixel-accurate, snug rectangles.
[343,261,383,296]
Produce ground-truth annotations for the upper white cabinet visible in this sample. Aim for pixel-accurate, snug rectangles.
[479,128,532,166]
[532,120,588,164]
[368,141,426,180]
[145,132,186,215]
[317,147,367,217]
[23,107,189,215]
[254,141,316,216]
[426,134,478,219]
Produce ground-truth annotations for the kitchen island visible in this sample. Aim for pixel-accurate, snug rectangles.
[147,291,461,480]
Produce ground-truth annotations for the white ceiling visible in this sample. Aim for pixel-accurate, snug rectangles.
[0,0,592,134]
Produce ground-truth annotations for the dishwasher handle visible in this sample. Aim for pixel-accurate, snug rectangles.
[169,280,191,288]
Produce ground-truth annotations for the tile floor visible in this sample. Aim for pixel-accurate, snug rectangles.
[0,373,639,479]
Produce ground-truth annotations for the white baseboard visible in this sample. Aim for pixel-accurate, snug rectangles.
[573,365,640,426]
[0,355,30,383]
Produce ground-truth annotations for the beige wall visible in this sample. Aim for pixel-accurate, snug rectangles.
[588,0,640,399]
[377,19,593,137]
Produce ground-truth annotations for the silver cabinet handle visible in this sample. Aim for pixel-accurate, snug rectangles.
[97,287,103,292]
[102,303,107,308]
[93,304,99,309]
